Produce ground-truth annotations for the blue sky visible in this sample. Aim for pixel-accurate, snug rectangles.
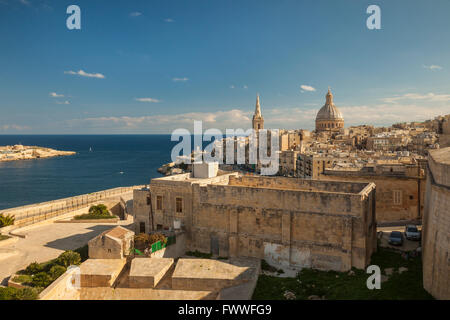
[0,0,449,133]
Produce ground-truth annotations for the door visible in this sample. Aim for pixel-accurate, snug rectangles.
[210,236,219,255]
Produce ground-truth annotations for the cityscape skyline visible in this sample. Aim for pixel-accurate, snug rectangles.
[0,0,449,134]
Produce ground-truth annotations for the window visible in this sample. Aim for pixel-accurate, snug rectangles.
[393,190,402,205]
[146,196,151,205]
[176,197,183,213]
[139,222,146,233]
[156,195,163,210]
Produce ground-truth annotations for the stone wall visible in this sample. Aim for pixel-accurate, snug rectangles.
[0,185,145,228]
[188,180,376,271]
[422,148,450,300]
[39,269,81,300]
[319,173,424,223]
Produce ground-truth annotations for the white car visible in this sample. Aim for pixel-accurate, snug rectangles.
[404,225,421,241]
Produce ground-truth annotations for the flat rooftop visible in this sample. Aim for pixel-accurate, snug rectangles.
[172,258,257,282]
[129,258,174,278]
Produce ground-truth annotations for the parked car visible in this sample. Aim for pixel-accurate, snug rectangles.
[404,225,421,241]
[388,231,403,246]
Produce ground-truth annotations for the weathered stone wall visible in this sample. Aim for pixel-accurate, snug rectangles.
[422,148,450,300]
[148,173,237,232]
[133,188,151,233]
[188,179,376,271]
[39,269,81,300]
[319,173,424,223]
[0,185,144,228]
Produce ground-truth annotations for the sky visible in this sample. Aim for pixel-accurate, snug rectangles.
[0,0,449,134]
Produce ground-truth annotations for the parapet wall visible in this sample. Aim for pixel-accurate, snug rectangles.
[229,175,367,194]
[422,148,450,300]
[0,185,146,228]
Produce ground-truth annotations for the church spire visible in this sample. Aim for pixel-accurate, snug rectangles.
[252,93,264,131]
[254,93,261,117]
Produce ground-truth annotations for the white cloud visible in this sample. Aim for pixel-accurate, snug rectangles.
[129,12,142,17]
[49,92,64,98]
[164,18,174,22]
[423,64,442,71]
[64,70,105,79]
[67,109,251,133]
[230,85,235,89]
[56,100,70,105]
[300,85,316,92]
[135,98,161,103]
[381,92,450,103]
[0,124,31,131]
[172,77,189,82]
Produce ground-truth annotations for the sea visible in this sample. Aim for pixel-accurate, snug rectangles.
[0,135,182,210]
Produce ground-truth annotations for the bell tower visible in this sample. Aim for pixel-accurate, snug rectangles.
[252,94,264,131]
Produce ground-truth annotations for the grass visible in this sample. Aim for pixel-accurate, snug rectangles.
[252,247,434,300]
[0,234,11,241]
[12,274,33,286]
[73,213,115,220]
[185,250,213,259]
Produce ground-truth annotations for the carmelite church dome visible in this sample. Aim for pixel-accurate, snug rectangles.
[315,88,344,132]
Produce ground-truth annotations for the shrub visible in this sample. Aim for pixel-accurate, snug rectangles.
[74,245,89,262]
[148,233,167,245]
[0,287,39,300]
[261,260,278,273]
[24,262,44,275]
[134,233,167,250]
[31,272,52,288]
[12,274,33,285]
[49,265,66,280]
[0,213,15,227]
[56,251,81,267]
[88,204,110,216]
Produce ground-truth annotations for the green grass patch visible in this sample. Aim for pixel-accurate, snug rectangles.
[73,213,115,220]
[0,287,40,300]
[12,274,33,286]
[185,250,213,259]
[252,247,434,300]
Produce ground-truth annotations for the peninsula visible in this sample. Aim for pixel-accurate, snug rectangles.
[0,145,76,162]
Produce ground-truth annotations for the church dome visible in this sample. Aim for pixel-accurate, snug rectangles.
[316,89,343,121]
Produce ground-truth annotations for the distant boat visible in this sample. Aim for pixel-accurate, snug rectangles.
[89,147,93,152]
[119,171,124,174]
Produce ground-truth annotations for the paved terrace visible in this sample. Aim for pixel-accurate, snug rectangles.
[0,199,134,285]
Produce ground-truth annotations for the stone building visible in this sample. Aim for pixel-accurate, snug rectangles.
[279,150,299,176]
[88,226,134,259]
[133,186,152,234]
[315,88,344,132]
[319,164,426,223]
[135,165,377,271]
[422,147,450,300]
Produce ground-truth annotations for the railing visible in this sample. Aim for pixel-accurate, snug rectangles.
[0,185,145,227]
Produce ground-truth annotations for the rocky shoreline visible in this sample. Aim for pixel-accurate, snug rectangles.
[0,145,76,162]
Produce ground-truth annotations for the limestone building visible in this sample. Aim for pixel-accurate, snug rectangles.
[315,88,344,132]
[422,147,450,299]
[88,226,134,259]
[252,94,264,131]
[135,165,377,271]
